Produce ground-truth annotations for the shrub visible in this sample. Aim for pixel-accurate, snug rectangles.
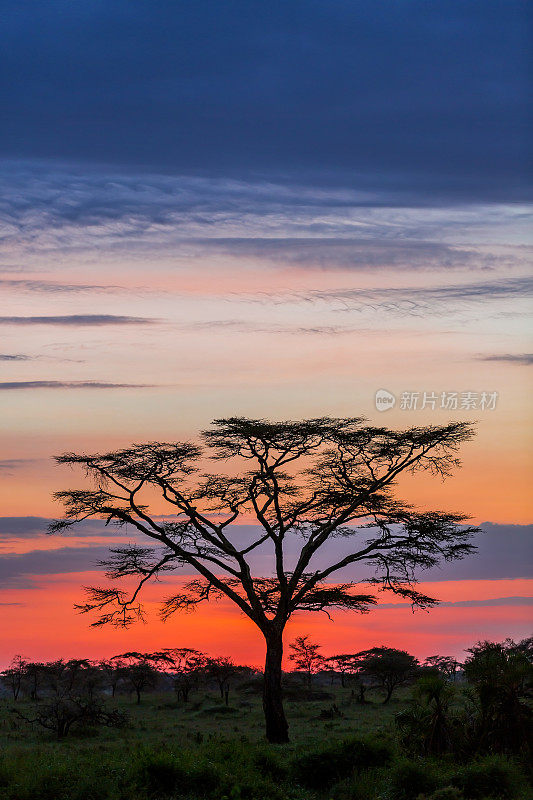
[388,759,439,800]
[252,750,288,781]
[200,704,240,715]
[452,755,524,799]
[330,770,387,800]
[0,760,11,789]
[130,748,220,797]
[418,788,464,800]
[131,750,187,794]
[292,735,392,790]
[8,764,75,800]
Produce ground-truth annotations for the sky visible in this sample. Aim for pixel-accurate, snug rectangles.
[0,0,532,668]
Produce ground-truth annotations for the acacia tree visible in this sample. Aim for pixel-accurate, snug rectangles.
[356,647,420,703]
[423,655,461,681]
[1,655,27,701]
[289,636,324,689]
[51,416,476,742]
[110,652,167,704]
[325,653,361,689]
[170,648,207,702]
[204,657,253,705]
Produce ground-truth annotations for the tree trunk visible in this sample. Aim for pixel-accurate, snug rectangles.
[263,628,289,743]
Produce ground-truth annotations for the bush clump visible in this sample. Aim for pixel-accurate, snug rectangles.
[451,755,524,799]
[130,747,220,796]
[387,758,439,800]
[418,789,464,800]
[292,734,393,790]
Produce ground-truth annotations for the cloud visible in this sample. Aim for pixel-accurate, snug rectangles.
[357,523,533,582]
[378,596,533,609]
[0,546,112,587]
[0,315,155,326]
[0,1,529,203]
[0,460,37,474]
[0,279,125,293]
[0,354,31,361]
[189,320,367,336]
[478,354,533,366]
[183,237,516,272]
[0,381,156,390]
[251,277,533,317]
[1,521,531,583]
[1,165,530,274]
[0,517,137,541]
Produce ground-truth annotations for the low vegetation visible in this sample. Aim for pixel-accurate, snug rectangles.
[0,637,530,799]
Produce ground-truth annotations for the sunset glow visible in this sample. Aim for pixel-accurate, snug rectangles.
[1,1,531,674]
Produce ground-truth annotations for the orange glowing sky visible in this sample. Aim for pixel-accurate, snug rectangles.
[1,166,532,669]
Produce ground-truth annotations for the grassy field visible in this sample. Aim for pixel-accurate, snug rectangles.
[0,685,530,800]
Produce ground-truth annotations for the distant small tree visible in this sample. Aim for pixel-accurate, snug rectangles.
[11,658,127,739]
[51,416,477,742]
[1,655,27,701]
[204,656,253,705]
[111,652,167,704]
[356,647,419,703]
[423,655,461,681]
[22,661,46,701]
[98,659,123,697]
[289,636,324,689]
[168,648,207,702]
[325,653,360,688]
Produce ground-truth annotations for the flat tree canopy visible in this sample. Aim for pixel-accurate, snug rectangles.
[51,416,477,742]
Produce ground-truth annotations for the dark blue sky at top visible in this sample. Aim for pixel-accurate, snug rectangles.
[0,0,531,201]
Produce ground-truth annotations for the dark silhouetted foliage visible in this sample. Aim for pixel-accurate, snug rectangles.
[51,416,477,741]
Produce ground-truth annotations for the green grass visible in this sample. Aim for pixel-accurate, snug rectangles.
[0,687,529,800]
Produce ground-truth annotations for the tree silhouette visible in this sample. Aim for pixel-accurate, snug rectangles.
[1,655,27,701]
[289,635,324,689]
[110,651,170,704]
[204,657,253,705]
[423,655,461,681]
[51,415,477,742]
[356,647,420,703]
[463,638,533,755]
[169,648,207,702]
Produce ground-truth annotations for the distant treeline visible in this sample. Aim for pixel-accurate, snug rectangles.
[2,635,531,715]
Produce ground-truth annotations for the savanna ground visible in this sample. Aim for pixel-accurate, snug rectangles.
[0,683,530,800]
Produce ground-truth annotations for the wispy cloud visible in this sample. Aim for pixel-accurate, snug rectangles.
[189,320,367,336]
[0,315,156,326]
[0,279,125,293]
[0,546,112,587]
[248,276,533,317]
[378,596,533,609]
[478,353,533,366]
[0,516,137,541]
[0,460,37,474]
[182,237,523,272]
[0,354,32,361]
[1,164,531,272]
[0,381,156,390]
